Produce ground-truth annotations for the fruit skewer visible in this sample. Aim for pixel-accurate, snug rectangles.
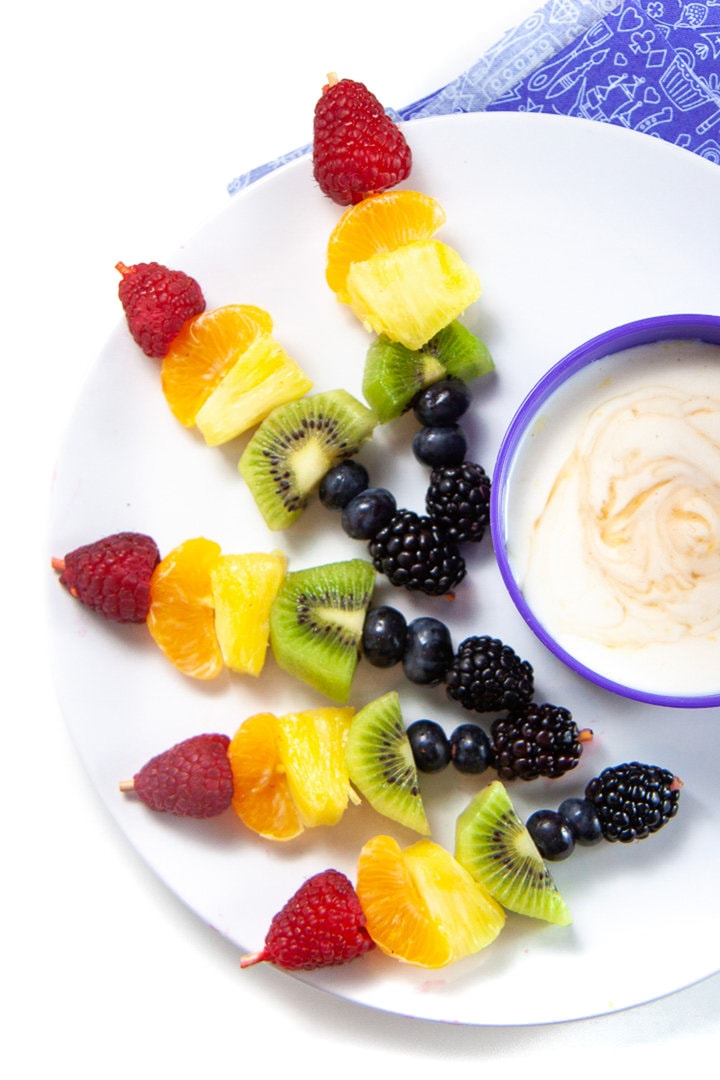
[119,721,679,973]
[51,529,597,784]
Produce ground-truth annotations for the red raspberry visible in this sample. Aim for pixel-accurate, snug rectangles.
[116,260,205,358]
[312,75,412,206]
[52,531,160,623]
[124,733,234,818]
[241,869,375,970]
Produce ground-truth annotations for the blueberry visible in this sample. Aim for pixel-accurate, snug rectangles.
[361,605,407,668]
[412,425,467,468]
[449,723,492,775]
[402,616,453,685]
[558,797,603,846]
[319,460,369,510]
[526,809,576,861]
[413,378,471,427]
[406,719,450,773]
[341,487,396,539]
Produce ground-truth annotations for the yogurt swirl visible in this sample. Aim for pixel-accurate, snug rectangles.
[530,381,720,648]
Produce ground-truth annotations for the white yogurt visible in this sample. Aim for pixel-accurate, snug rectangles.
[503,339,720,699]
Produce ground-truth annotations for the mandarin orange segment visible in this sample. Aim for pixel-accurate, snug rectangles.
[161,304,273,426]
[325,190,447,303]
[228,712,303,841]
[357,835,505,968]
[357,835,452,968]
[146,537,223,680]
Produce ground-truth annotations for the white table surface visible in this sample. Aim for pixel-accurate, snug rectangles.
[6,1,719,1073]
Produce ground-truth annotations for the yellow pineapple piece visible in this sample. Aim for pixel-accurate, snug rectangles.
[210,550,287,675]
[277,706,358,828]
[357,835,505,968]
[344,239,481,350]
[194,333,313,446]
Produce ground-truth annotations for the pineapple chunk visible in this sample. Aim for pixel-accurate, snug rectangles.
[194,333,313,446]
[210,550,287,675]
[276,706,357,828]
[345,239,481,351]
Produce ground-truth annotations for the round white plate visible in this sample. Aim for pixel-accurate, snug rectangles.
[47,112,720,1026]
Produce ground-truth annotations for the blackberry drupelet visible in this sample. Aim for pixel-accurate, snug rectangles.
[426,461,491,544]
[368,508,466,596]
[491,702,592,781]
[584,762,682,843]
[445,635,534,713]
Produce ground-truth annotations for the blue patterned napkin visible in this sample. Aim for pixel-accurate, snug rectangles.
[228,0,720,194]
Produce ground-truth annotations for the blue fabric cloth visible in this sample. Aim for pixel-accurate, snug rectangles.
[482,0,720,165]
[227,0,720,193]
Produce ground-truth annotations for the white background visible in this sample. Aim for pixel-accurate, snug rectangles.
[5,1,719,1074]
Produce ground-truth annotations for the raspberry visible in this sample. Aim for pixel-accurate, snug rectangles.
[445,635,534,713]
[312,75,412,206]
[126,733,234,818]
[491,703,592,781]
[240,869,375,970]
[52,531,160,623]
[368,508,466,596]
[584,762,682,843]
[116,260,205,358]
[426,461,492,543]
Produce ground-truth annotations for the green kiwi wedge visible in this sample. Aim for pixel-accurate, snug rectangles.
[345,691,430,835]
[238,389,377,530]
[269,558,376,703]
[454,781,572,926]
[362,320,494,423]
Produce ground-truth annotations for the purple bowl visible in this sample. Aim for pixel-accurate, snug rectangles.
[491,313,720,708]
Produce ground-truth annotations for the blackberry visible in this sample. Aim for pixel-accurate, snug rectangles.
[445,635,534,714]
[368,508,466,596]
[426,461,491,544]
[584,762,682,843]
[491,703,592,781]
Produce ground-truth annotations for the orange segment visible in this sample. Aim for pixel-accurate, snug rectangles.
[147,537,223,680]
[326,190,447,302]
[228,712,303,841]
[357,835,505,968]
[357,835,450,968]
[161,304,273,426]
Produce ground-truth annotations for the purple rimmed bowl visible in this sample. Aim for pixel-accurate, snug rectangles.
[490,313,720,709]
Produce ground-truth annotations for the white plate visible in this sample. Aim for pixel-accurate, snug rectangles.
[47,112,720,1026]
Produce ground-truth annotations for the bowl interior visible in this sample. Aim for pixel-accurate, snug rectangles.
[491,313,720,708]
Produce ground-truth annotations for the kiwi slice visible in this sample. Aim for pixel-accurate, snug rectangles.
[362,320,494,423]
[269,558,375,703]
[345,691,430,835]
[238,389,377,530]
[454,781,572,926]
